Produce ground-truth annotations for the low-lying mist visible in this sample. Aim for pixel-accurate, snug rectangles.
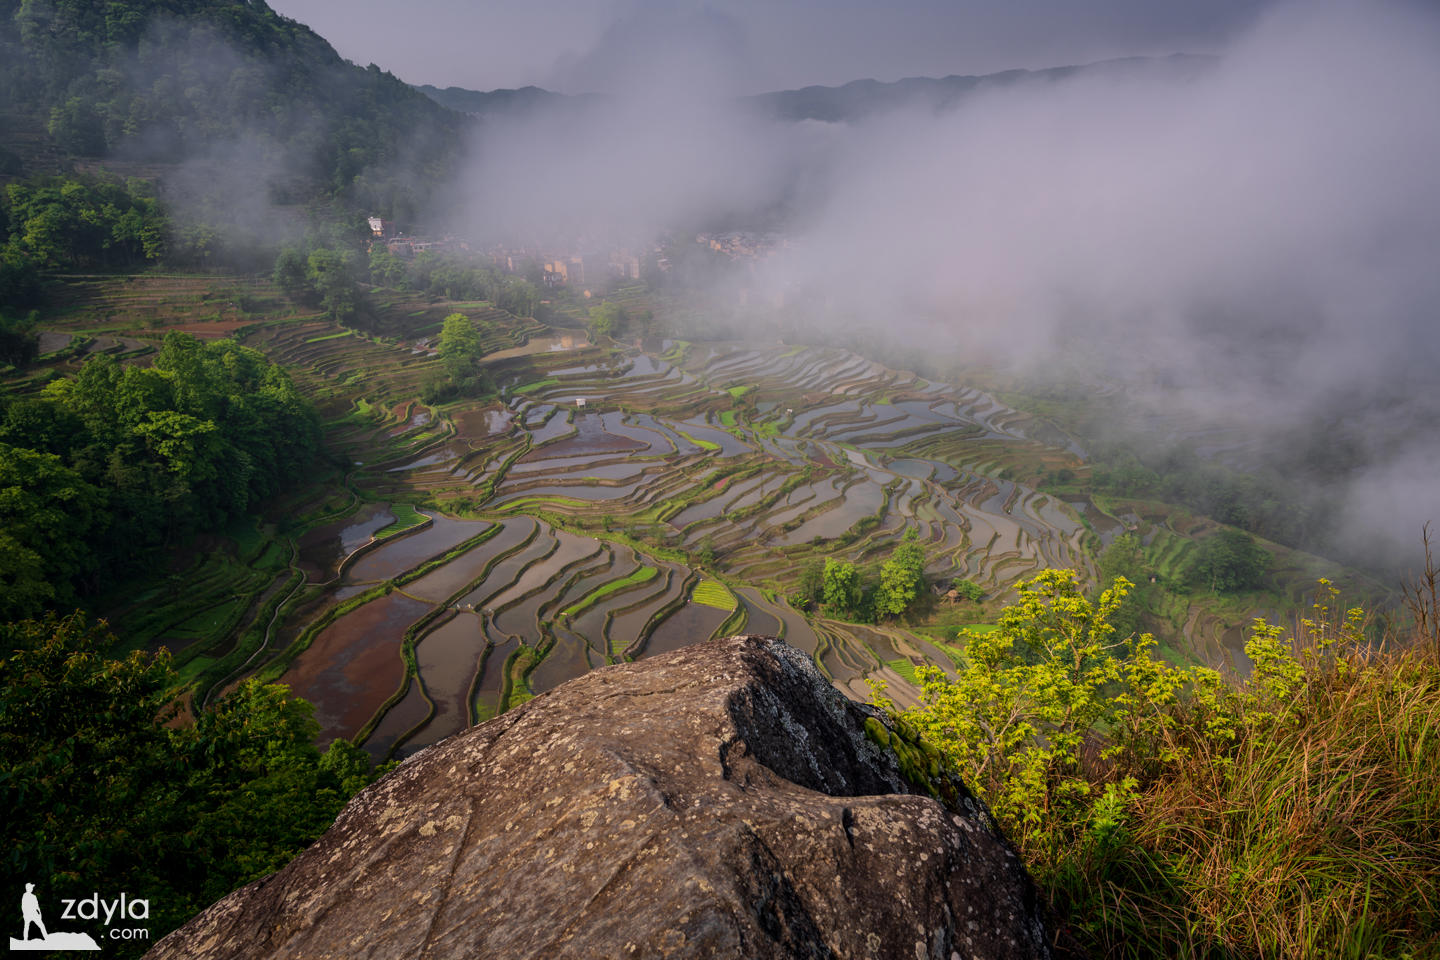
[444,0,1440,571]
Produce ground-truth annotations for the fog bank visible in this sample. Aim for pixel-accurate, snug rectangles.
[448,0,1440,568]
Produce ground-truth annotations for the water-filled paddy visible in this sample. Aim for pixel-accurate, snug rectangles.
[260,335,1116,749]
[532,411,646,457]
[344,514,491,583]
[283,591,431,745]
[362,680,429,761]
[605,569,685,657]
[487,530,600,615]
[401,519,525,602]
[528,631,592,693]
[459,529,558,612]
[735,588,782,637]
[775,480,885,546]
[643,601,730,657]
[410,612,487,749]
[471,635,520,718]
[492,479,646,503]
[297,502,395,580]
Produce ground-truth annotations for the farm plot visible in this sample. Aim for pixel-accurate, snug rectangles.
[197,324,1127,749]
[280,591,432,746]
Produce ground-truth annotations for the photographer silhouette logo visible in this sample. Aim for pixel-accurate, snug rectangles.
[10,883,101,952]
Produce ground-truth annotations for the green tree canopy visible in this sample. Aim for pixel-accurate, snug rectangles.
[273,247,312,304]
[0,612,383,955]
[3,174,165,270]
[305,248,360,323]
[876,528,927,618]
[822,558,862,618]
[1096,532,1151,638]
[1,334,317,617]
[586,300,626,342]
[438,312,481,382]
[795,558,826,606]
[0,0,462,217]
[1188,528,1270,593]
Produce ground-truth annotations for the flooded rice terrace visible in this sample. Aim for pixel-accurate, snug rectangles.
[273,338,1099,759]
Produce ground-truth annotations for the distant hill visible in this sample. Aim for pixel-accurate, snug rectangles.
[745,54,1215,122]
[415,84,601,119]
[0,0,464,218]
[413,54,1216,126]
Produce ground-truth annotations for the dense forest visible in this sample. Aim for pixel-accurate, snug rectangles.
[0,0,463,221]
[1,612,384,948]
[0,333,318,620]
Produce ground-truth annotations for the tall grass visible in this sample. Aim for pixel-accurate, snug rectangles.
[882,551,1440,960]
[1051,641,1440,958]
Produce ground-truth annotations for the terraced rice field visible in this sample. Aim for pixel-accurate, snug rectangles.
[223,324,1124,757]
[51,279,1357,761]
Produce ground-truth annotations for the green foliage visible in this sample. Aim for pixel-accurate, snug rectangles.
[879,572,1440,959]
[0,334,318,618]
[391,252,538,319]
[367,247,408,289]
[886,569,1130,862]
[794,557,825,607]
[1187,528,1269,593]
[586,300,626,341]
[0,613,384,957]
[4,173,166,270]
[876,527,926,618]
[0,441,103,619]
[272,247,312,304]
[561,566,658,619]
[691,578,736,611]
[1096,532,1151,637]
[374,502,426,539]
[0,308,39,367]
[0,0,461,217]
[438,312,481,382]
[0,243,43,308]
[821,557,862,618]
[306,248,361,324]
[1088,439,1325,556]
[950,578,984,602]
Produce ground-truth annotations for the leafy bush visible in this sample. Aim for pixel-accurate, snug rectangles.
[951,578,984,602]
[874,571,1440,959]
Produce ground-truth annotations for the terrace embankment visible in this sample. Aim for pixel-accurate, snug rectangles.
[145,635,1049,960]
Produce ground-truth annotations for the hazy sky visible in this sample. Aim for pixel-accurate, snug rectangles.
[265,0,1272,93]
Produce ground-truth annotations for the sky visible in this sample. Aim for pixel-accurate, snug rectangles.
[264,0,1273,94]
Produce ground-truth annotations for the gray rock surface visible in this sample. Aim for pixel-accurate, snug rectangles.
[146,635,1050,959]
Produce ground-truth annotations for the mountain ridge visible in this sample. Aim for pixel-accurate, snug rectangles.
[414,53,1218,122]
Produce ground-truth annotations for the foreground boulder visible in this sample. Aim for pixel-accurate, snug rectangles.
[147,636,1049,959]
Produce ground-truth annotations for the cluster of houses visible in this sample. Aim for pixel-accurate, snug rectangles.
[694,231,785,263]
[367,216,469,258]
[367,216,793,297]
[369,215,650,291]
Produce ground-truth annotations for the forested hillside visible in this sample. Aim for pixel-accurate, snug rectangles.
[0,0,462,219]
[0,333,318,620]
